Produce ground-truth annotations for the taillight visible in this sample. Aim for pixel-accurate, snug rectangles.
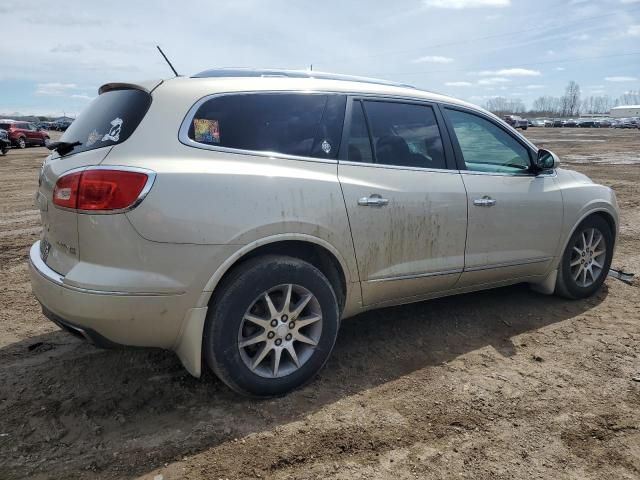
[52,171,82,209]
[53,169,151,212]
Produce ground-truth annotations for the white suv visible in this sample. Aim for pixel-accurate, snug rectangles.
[29,69,619,396]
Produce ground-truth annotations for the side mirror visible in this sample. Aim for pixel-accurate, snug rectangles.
[535,149,559,171]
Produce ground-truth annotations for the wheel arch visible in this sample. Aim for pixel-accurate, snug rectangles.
[173,234,356,378]
[560,207,618,261]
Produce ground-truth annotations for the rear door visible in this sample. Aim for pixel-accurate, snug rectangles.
[338,97,467,306]
[442,106,562,286]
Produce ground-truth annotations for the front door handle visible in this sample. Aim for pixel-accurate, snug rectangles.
[358,194,389,207]
[473,196,496,207]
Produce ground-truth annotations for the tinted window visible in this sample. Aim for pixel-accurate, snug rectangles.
[0,123,12,130]
[59,89,152,156]
[446,109,531,174]
[363,101,446,169]
[188,93,344,159]
[346,101,373,163]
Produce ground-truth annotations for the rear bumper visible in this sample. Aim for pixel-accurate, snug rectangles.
[29,241,188,349]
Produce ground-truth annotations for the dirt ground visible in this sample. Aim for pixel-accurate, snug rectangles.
[0,127,639,480]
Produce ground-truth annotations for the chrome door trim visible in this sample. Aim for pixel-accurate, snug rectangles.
[463,257,553,272]
[459,169,557,178]
[339,159,462,175]
[368,268,463,283]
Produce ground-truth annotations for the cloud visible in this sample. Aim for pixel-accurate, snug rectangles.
[571,33,590,41]
[424,0,510,8]
[478,77,510,85]
[50,44,85,54]
[35,83,79,96]
[70,94,94,101]
[555,67,566,71]
[412,55,454,63]
[605,76,638,82]
[628,25,640,36]
[445,81,473,86]
[478,68,541,76]
[525,84,544,89]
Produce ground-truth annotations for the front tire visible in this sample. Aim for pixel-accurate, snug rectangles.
[555,216,614,299]
[203,255,340,397]
[17,137,26,149]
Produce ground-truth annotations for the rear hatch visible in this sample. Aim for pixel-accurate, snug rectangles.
[37,85,155,275]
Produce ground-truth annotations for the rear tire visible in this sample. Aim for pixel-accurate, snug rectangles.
[203,255,340,397]
[555,216,613,299]
[17,137,26,149]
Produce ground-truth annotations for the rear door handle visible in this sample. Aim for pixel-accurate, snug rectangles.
[358,194,389,207]
[473,196,496,207]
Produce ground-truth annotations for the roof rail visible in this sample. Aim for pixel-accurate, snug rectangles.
[191,68,416,89]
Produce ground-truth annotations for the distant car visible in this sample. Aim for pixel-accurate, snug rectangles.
[530,119,546,127]
[564,119,578,128]
[544,119,553,127]
[594,119,612,128]
[503,115,528,130]
[0,128,9,155]
[52,121,72,131]
[0,121,50,148]
[614,118,635,129]
[552,119,564,127]
[578,119,595,128]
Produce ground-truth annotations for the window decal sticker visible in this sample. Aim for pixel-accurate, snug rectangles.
[86,129,101,147]
[321,139,332,154]
[102,117,123,142]
[193,118,220,144]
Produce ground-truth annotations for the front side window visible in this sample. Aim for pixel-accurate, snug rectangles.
[446,108,531,174]
[362,101,446,169]
[188,93,345,160]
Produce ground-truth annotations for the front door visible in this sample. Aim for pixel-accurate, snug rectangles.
[442,106,563,286]
[338,98,467,306]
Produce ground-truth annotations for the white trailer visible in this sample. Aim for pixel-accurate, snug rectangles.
[610,105,640,118]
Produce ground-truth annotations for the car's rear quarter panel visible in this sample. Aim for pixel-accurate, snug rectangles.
[102,78,361,312]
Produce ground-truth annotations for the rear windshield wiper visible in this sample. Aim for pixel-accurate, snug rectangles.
[46,141,82,156]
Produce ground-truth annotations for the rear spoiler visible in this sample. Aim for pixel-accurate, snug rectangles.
[98,79,163,95]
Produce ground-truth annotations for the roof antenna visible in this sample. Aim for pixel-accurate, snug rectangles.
[156,45,179,77]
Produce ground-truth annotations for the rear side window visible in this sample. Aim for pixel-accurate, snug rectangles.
[361,101,446,169]
[187,93,346,159]
[0,123,12,130]
[59,89,152,155]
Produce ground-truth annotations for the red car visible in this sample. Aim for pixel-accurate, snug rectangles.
[0,121,50,148]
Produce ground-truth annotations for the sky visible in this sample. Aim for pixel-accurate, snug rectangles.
[0,0,639,116]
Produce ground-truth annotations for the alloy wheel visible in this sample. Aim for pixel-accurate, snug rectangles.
[570,227,607,288]
[238,284,323,378]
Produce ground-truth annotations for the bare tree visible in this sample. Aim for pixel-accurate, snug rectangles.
[483,97,526,115]
[560,81,581,117]
[531,95,561,116]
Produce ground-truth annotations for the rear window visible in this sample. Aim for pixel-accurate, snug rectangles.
[0,123,12,130]
[59,88,151,155]
[186,93,346,159]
